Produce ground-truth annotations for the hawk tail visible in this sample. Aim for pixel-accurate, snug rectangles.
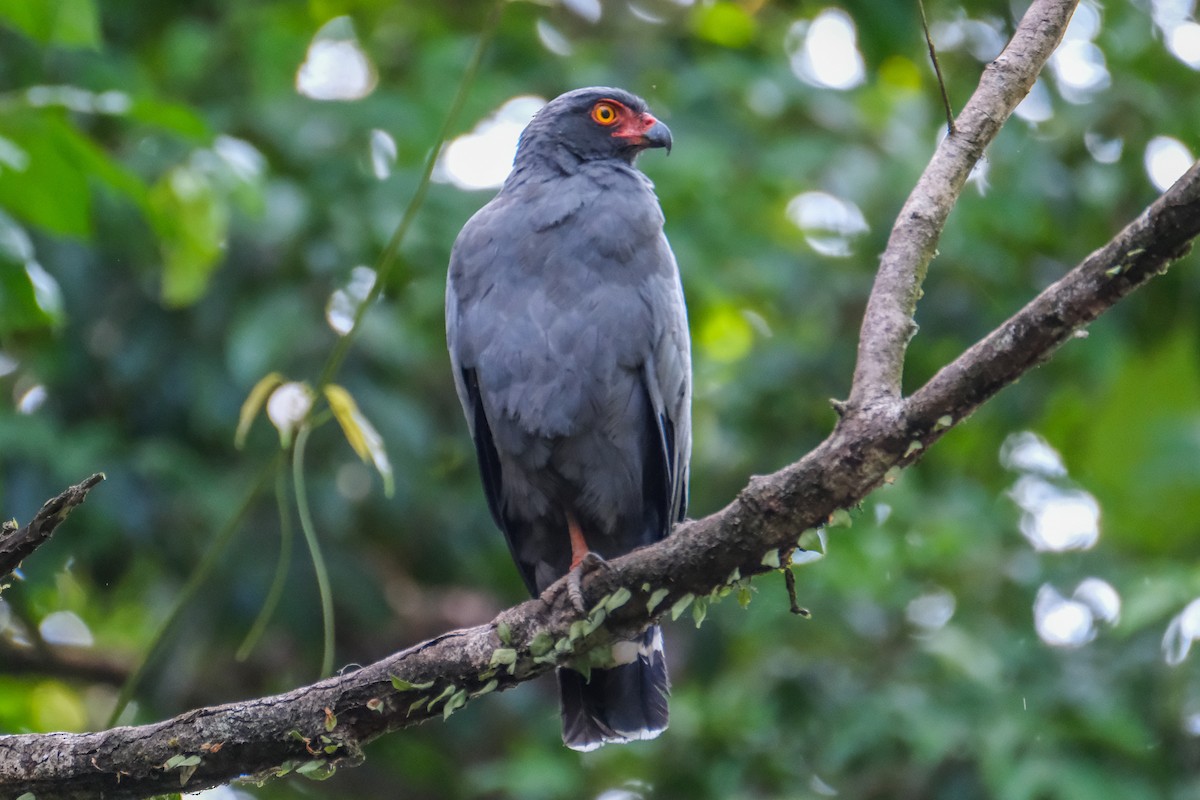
[558,626,669,751]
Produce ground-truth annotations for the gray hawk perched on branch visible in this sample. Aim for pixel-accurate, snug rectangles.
[446,86,691,751]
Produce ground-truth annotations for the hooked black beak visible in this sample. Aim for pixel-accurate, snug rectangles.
[644,120,673,155]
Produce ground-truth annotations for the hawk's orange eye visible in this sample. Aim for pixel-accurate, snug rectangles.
[591,102,619,126]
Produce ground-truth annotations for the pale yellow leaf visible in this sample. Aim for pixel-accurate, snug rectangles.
[235,372,286,449]
[324,384,394,496]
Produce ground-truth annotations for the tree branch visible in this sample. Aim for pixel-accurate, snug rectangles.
[906,160,1200,431]
[7,3,1198,797]
[849,0,1078,408]
[0,473,104,586]
[0,641,130,686]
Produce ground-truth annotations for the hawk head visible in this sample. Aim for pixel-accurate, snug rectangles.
[516,87,672,166]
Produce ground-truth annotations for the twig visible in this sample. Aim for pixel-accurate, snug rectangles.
[0,473,104,584]
[918,0,956,135]
[0,640,130,685]
[782,568,809,617]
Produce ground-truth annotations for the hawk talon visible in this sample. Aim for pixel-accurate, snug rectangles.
[567,551,609,614]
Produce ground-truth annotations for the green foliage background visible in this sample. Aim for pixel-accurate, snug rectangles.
[2,0,1200,797]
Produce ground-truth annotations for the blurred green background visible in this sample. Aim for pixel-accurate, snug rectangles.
[3,0,1200,797]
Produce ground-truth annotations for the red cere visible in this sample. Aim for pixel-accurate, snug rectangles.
[612,112,658,140]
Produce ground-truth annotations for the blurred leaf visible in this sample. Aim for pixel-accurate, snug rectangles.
[671,592,695,621]
[0,205,63,333]
[324,383,394,497]
[0,113,92,235]
[127,98,211,139]
[692,1,757,48]
[0,109,147,241]
[294,759,336,780]
[29,681,86,732]
[442,688,467,719]
[148,163,227,306]
[52,117,151,211]
[236,372,287,449]
[0,0,100,47]
[0,259,53,334]
[0,134,29,172]
[697,305,754,363]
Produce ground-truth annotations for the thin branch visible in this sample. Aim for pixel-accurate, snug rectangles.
[848,0,1078,409]
[0,641,130,686]
[918,0,956,135]
[2,160,1198,799]
[0,473,104,584]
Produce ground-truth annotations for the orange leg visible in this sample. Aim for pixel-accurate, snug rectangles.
[566,511,589,571]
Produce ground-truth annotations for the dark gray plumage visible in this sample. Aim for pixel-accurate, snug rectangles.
[446,87,690,751]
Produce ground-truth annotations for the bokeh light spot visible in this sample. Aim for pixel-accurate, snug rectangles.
[326,266,377,336]
[1034,584,1095,648]
[296,17,377,101]
[39,611,94,647]
[785,191,868,257]
[16,383,47,414]
[907,589,957,632]
[369,129,397,180]
[1000,431,1066,477]
[31,681,87,732]
[435,96,546,191]
[1144,136,1194,192]
[786,8,866,90]
[1164,598,1200,666]
[698,306,755,363]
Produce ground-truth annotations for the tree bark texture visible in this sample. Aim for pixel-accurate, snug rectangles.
[6,1,1200,797]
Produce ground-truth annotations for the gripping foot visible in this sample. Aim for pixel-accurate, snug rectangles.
[567,551,609,614]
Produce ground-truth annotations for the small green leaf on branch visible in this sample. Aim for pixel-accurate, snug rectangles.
[647,587,670,614]
[670,592,695,621]
[390,676,435,692]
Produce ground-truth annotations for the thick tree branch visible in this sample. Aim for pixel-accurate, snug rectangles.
[0,473,104,586]
[849,0,1078,408]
